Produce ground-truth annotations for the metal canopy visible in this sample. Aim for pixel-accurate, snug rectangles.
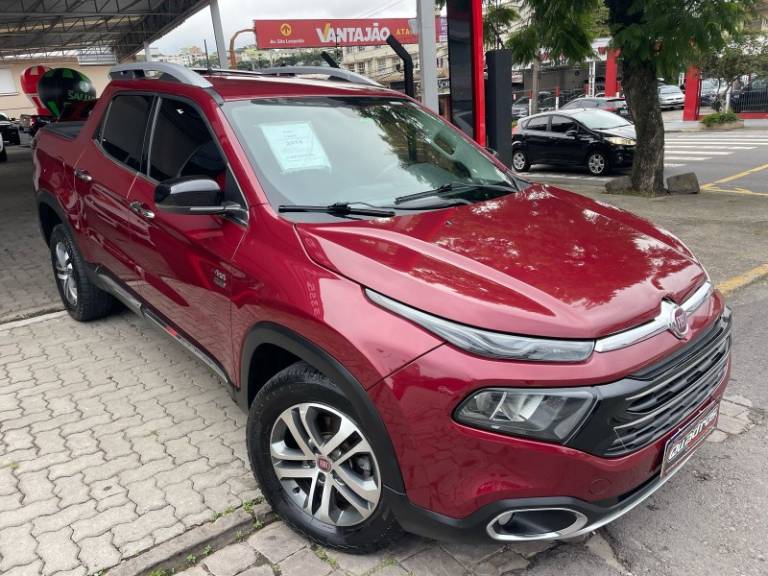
[0,0,210,61]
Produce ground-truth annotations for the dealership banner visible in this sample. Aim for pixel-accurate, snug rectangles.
[254,18,444,49]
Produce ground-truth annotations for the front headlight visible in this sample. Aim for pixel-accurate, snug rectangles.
[366,289,594,362]
[455,388,596,442]
[605,136,635,146]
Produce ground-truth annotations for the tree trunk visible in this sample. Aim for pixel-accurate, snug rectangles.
[622,59,666,195]
[531,57,541,114]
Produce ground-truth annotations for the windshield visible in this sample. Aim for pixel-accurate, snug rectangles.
[224,97,520,213]
[0,113,9,122]
[570,109,632,130]
[658,85,682,94]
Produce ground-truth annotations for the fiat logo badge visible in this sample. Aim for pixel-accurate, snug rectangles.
[669,305,688,339]
[317,457,332,472]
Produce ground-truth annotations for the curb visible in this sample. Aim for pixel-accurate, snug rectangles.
[108,503,275,576]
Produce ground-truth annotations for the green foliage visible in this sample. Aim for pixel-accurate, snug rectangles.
[516,0,757,74]
[700,111,740,126]
[699,33,768,87]
[604,0,758,77]
[483,2,519,49]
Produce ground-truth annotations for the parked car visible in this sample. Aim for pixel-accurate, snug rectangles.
[0,112,21,147]
[560,96,631,118]
[512,109,635,175]
[34,63,730,551]
[730,76,768,113]
[20,113,52,136]
[699,78,728,107]
[512,92,554,119]
[658,84,685,109]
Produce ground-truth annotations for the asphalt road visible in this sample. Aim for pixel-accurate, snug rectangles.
[525,129,768,196]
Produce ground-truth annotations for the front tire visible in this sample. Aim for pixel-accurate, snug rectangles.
[247,362,402,552]
[512,149,531,172]
[49,225,116,322]
[0,147,6,163]
[586,150,610,176]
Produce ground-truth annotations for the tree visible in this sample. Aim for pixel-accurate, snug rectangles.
[518,0,757,195]
[700,33,768,106]
[483,1,519,50]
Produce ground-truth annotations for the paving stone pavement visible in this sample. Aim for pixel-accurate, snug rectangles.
[0,143,63,323]
[0,312,261,575]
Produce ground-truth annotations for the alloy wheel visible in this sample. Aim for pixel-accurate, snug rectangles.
[270,402,381,527]
[54,241,78,307]
[512,151,527,171]
[588,153,606,175]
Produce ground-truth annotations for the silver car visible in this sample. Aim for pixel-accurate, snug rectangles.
[658,85,685,109]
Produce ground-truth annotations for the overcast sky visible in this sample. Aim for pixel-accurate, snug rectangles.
[153,0,418,54]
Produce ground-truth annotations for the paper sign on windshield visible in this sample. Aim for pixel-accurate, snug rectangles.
[260,122,330,173]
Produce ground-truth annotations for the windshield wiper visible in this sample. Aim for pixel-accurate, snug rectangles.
[278,203,396,218]
[394,181,518,206]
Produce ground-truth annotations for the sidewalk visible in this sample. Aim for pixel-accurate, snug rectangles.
[664,118,768,132]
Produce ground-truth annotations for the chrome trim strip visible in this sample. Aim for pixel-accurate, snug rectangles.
[487,508,588,542]
[594,281,713,353]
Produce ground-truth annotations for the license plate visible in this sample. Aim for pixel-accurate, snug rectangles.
[661,403,719,478]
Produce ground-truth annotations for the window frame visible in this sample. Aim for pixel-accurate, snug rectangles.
[142,93,249,225]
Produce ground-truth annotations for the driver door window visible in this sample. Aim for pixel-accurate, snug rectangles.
[148,98,245,208]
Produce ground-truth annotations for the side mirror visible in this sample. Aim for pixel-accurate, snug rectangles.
[155,176,239,216]
[566,129,579,139]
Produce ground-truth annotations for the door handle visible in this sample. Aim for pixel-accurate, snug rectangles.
[74,168,93,182]
[129,201,155,220]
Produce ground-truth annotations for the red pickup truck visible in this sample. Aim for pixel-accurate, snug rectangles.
[34,63,731,551]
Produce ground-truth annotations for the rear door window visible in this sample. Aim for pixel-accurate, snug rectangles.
[524,116,550,131]
[100,94,153,171]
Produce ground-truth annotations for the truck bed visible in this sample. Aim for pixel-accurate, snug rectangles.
[40,121,85,141]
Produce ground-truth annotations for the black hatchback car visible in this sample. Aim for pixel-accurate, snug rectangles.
[511,109,635,176]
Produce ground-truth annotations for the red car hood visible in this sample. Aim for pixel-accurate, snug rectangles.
[296,184,706,339]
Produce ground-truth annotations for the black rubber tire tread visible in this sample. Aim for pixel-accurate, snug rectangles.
[246,361,403,553]
[0,148,7,162]
[49,224,116,322]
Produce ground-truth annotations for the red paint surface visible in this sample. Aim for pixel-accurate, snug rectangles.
[34,73,727,524]
[604,49,620,97]
[683,66,701,121]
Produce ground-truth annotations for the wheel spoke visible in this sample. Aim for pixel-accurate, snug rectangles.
[64,273,76,302]
[303,471,320,512]
[55,243,69,270]
[334,438,372,466]
[298,405,325,449]
[334,465,379,503]
[314,476,335,524]
[271,440,313,462]
[274,463,316,480]
[280,410,314,459]
[332,478,371,516]
[321,417,357,457]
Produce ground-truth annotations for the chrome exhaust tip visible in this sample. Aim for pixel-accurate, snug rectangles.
[486,507,589,541]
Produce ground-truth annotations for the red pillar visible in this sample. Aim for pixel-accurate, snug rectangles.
[604,49,620,97]
[683,66,701,121]
[471,0,486,145]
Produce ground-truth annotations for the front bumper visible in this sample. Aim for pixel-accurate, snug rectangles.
[611,146,634,167]
[389,444,703,543]
[372,294,730,540]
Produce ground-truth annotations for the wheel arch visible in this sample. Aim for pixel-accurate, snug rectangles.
[36,190,72,246]
[237,322,406,494]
